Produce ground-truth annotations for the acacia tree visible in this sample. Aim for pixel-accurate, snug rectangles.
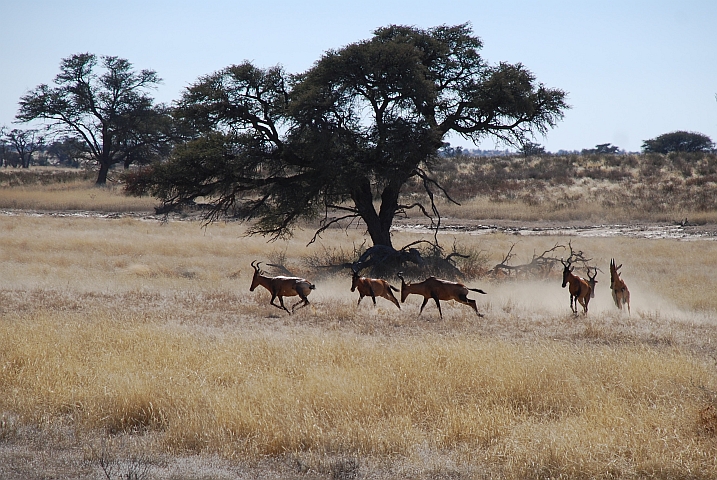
[642,131,714,154]
[127,24,568,249]
[3,128,45,168]
[16,53,169,184]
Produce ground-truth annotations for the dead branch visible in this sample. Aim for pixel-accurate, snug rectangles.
[562,240,594,271]
[490,242,566,280]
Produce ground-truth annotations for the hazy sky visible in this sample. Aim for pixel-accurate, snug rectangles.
[2,0,715,152]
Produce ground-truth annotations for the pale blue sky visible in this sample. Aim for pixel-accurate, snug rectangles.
[2,0,715,152]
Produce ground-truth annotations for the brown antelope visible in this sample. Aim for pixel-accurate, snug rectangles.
[610,259,631,313]
[249,261,315,314]
[396,272,487,319]
[561,259,593,314]
[351,268,401,309]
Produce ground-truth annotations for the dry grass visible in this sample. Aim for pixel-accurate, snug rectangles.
[0,167,155,212]
[2,214,717,478]
[433,176,717,224]
[2,311,716,478]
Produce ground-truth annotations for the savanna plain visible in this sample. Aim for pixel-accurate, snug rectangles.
[2,154,717,479]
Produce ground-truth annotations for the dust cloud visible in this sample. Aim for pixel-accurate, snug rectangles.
[307,272,710,329]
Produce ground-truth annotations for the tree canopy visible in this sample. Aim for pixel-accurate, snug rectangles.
[126,23,568,249]
[642,131,714,154]
[16,53,171,184]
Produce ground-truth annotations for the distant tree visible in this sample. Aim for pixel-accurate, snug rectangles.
[582,143,619,155]
[127,24,568,249]
[520,141,546,156]
[641,131,714,154]
[46,137,85,167]
[595,143,619,154]
[16,53,169,184]
[3,128,45,168]
[438,142,457,157]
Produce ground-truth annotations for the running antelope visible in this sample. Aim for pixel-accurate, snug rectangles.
[249,261,315,314]
[610,259,631,314]
[351,267,401,309]
[397,272,487,319]
[561,259,593,314]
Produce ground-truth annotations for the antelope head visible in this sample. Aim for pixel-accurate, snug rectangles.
[249,261,263,291]
[587,267,598,299]
[560,259,574,288]
[610,259,622,288]
[350,264,360,292]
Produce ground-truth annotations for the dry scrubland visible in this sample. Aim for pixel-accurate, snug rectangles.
[422,151,717,224]
[1,159,717,479]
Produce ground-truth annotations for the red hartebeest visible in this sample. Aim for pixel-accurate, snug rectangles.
[397,272,487,319]
[249,261,315,314]
[610,259,631,314]
[351,268,401,309]
[561,259,593,314]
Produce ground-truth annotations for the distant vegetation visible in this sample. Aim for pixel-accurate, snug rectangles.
[2,150,717,226]
[403,151,717,223]
[642,130,715,154]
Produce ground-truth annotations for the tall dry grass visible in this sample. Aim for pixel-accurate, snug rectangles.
[2,214,717,478]
[2,310,716,478]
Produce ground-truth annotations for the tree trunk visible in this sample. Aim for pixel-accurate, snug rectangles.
[351,178,394,248]
[96,162,110,185]
[363,215,393,248]
[351,177,403,249]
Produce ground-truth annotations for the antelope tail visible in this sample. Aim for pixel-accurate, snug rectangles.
[469,288,488,295]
